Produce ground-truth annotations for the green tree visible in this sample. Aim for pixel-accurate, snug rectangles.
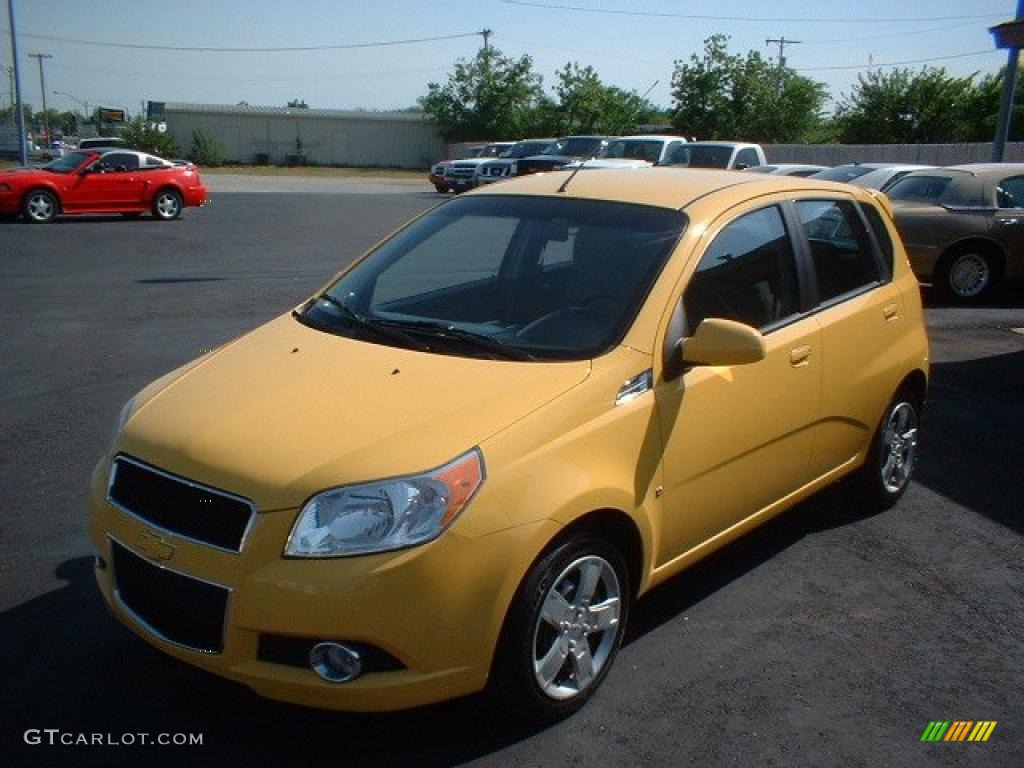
[189,128,226,166]
[834,67,977,143]
[552,62,659,134]
[419,46,545,141]
[670,34,827,142]
[120,115,180,157]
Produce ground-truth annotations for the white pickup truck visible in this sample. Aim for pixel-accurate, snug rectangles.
[563,135,690,169]
[664,141,766,170]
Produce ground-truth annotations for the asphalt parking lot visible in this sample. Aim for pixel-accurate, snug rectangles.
[1,180,1021,768]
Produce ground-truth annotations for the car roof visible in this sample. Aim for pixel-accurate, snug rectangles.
[473,166,865,211]
[939,163,1024,176]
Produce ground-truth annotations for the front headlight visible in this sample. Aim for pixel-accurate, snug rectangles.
[285,448,485,558]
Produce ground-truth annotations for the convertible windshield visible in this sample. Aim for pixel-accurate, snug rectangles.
[41,151,92,173]
[301,196,685,361]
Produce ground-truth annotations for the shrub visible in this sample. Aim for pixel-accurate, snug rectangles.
[189,129,226,166]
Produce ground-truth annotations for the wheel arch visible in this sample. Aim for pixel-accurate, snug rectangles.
[896,369,928,411]
[21,185,62,213]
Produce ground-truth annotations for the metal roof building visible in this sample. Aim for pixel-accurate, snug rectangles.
[162,102,445,169]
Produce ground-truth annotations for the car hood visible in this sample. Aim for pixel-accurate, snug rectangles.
[117,313,591,510]
[0,167,45,181]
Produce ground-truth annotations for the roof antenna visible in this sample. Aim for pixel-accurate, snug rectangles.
[557,161,586,193]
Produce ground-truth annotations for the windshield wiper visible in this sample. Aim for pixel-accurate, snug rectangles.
[375,319,535,361]
[301,295,431,352]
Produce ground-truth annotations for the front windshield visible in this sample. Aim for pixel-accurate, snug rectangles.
[41,151,92,173]
[542,137,604,157]
[481,144,509,158]
[300,196,685,361]
[600,140,661,162]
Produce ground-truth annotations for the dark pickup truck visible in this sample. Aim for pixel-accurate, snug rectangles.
[512,135,612,176]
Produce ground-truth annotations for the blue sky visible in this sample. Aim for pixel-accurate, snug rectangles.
[0,0,1013,117]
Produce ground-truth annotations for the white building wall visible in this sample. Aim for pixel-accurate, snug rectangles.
[163,104,445,168]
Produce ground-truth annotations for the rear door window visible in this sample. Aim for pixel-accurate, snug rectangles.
[795,200,883,303]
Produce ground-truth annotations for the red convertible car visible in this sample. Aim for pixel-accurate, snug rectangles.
[0,149,208,223]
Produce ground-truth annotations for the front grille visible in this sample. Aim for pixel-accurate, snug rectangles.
[445,165,476,179]
[108,455,255,552]
[111,539,229,653]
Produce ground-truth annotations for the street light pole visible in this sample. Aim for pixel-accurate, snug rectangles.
[7,0,28,165]
[28,52,52,143]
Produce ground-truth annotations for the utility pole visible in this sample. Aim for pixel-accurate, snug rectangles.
[479,28,492,54]
[7,0,27,164]
[766,36,800,94]
[28,52,52,142]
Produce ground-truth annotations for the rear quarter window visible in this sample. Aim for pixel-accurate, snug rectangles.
[886,175,952,203]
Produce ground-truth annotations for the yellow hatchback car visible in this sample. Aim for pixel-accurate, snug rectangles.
[90,168,928,722]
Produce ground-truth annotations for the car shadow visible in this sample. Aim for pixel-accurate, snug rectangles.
[920,280,1024,308]
[912,348,1024,535]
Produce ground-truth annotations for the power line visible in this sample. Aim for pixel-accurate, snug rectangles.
[0,30,480,53]
[796,49,995,72]
[500,0,1004,24]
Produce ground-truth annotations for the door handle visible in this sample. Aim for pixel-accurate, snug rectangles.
[883,303,900,321]
[790,346,811,366]
[997,218,1020,225]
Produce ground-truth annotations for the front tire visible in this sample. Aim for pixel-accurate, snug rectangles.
[490,533,630,723]
[152,189,183,221]
[854,393,921,509]
[23,189,58,223]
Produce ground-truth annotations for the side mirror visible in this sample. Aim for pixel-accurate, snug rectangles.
[733,162,750,171]
[678,318,766,367]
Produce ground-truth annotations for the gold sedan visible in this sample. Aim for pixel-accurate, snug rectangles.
[90,167,929,722]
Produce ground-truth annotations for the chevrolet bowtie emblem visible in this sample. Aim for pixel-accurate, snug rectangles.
[138,531,175,561]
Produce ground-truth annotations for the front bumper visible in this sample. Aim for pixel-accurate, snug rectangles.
[88,456,556,711]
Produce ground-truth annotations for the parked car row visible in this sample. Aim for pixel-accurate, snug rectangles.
[428,136,772,194]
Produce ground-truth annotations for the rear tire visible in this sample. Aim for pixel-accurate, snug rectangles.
[934,246,997,302]
[152,189,183,220]
[22,189,58,223]
[489,532,630,724]
[853,392,921,510]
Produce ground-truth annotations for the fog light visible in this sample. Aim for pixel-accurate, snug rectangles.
[309,642,363,683]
